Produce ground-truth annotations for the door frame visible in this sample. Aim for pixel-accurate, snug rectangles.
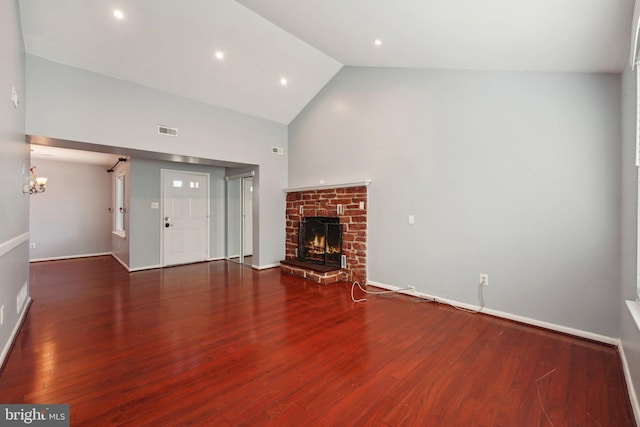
[160,169,211,267]
[225,170,255,266]
[242,176,253,259]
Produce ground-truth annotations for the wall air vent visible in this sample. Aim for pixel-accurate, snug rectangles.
[272,146,284,155]
[158,125,178,137]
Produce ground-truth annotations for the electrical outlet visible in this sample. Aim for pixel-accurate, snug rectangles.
[0,305,4,325]
[29,243,36,249]
[480,274,489,286]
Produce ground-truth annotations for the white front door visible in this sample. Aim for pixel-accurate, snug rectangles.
[162,170,209,266]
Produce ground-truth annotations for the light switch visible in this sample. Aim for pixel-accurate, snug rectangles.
[11,86,18,109]
[408,215,415,225]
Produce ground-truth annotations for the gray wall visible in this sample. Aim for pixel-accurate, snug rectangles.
[25,55,287,267]
[289,67,621,337]
[0,0,30,363]
[128,158,226,270]
[29,158,112,260]
[619,60,640,409]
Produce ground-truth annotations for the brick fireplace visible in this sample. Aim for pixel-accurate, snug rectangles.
[282,184,368,284]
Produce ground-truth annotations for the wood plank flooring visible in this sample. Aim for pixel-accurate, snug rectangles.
[0,256,635,426]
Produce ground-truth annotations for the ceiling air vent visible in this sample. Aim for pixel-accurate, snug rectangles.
[272,146,284,155]
[158,125,178,137]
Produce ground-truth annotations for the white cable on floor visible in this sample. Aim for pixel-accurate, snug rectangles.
[350,281,410,303]
[351,280,486,314]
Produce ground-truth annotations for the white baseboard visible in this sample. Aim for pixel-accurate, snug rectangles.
[118,257,253,272]
[0,297,32,369]
[111,253,130,270]
[30,252,111,263]
[366,280,617,345]
[618,340,640,425]
[253,263,281,270]
[129,264,162,272]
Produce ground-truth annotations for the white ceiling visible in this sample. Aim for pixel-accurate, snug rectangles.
[18,0,342,125]
[239,0,634,73]
[19,0,635,128]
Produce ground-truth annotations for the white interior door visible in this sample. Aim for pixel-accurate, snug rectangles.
[162,170,209,266]
[243,177,253,257]
[226,178,242,263]
[226,174,254,265]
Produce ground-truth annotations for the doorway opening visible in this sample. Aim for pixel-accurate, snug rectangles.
[226,172,254,266]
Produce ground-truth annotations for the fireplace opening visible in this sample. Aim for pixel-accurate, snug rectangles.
[298,217,342,267]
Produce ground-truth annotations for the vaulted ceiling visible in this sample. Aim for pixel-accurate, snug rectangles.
[19,0,635,126]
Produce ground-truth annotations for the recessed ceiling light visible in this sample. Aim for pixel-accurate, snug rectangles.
[280,77,288,87]
[215,51,224,60]
[113,9,124,20]
[374,39,382,46]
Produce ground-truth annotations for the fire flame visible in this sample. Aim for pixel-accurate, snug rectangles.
[312,235,325,249]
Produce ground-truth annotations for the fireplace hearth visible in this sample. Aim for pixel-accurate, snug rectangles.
[298,217,342,267]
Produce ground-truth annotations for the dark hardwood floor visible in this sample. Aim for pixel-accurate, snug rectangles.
[0,256,635,426]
